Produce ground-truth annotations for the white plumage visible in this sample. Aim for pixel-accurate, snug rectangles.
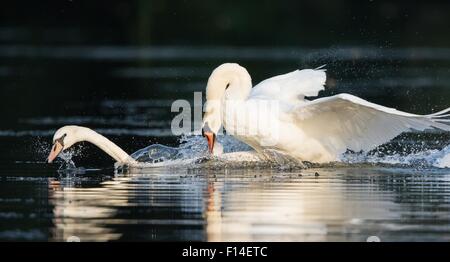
[202,63,450,163]
[292,93,450,155]
[250,68,326,103]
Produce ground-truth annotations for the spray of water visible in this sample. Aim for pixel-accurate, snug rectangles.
[129,134,258,168]
[127,134,450,169]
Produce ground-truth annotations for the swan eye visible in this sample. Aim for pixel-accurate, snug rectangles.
[55,134,67,146]
[225,83,230,89]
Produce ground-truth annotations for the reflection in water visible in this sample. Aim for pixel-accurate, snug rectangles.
[48,178,122,241]
[41,167,450,241]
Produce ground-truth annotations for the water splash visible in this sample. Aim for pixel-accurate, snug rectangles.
[341,145,450,169]
[55,148,96,176]
[129,134,259,168]
[52,144,86,173]
[32,135,79,169]
[125,135,309,170]
[127,134,450,170]
[57,150,76,168]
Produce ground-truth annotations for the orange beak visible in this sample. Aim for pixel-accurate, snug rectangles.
[203,131,216,154]
[47,141,63,163]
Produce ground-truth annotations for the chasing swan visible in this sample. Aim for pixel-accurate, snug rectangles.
[201,63,450,163]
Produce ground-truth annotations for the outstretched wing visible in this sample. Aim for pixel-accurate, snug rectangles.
[249,68,326,105]
[292,93,450,154]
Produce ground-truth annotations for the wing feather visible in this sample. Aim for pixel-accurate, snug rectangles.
[249,69,326,104]
[293,94,450,154]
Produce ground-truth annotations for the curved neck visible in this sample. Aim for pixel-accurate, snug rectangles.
[203,64,253,134]
[225,71,252,101]
[78,127,136,164]
[206,64,253,102]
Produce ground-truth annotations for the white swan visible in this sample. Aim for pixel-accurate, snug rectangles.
[201,63,450,163]
[47,125,138,165]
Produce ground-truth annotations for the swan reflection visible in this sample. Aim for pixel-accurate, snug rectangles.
[45,167,450,241]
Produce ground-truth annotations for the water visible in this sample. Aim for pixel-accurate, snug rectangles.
[2,3,450,240]
[2,166,450,241]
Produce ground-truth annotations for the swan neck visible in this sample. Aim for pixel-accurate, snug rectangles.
[79,128,135,164]
[229,70,252,100]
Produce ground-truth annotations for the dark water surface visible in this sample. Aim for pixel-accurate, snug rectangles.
[2,166,450,241]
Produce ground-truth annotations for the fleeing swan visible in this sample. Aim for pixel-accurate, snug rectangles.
[201,63,450,163]
[47,125,138,165]
[47,125,261,166]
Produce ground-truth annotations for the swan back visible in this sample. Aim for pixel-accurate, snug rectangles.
[249,68,326,105]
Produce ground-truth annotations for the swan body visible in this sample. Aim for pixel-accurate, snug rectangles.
[202,63,450,163]
[47,126,138,165]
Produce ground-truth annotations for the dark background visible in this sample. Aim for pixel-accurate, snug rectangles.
[2,0,449,46]
[1,0,450,124]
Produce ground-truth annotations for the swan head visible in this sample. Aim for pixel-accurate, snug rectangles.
[47,125,83,163]
[202,63,252,153]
